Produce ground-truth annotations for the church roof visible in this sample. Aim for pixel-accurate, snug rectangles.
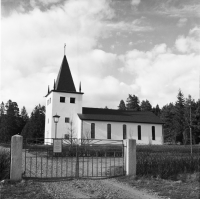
[78,107,164,124]
[55,55,76,92]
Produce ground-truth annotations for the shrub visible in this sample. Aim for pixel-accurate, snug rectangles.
[0,148,10,180]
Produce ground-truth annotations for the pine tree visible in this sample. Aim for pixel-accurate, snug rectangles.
[22,104,45,139]
[184,96,200,144]
[21,106,29,122]
[126,94,140,111]
[140,100,152,111]
[152,104,161,117]
[18,106,29,135]
[0,102,5,116]
[0,100,21,142]
[160,103,176,143]
[118,100,126,110]
[174,90,185,143]
[0,102,5,134]
[194,99,200,143]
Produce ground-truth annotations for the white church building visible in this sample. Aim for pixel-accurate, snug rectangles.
[45,55,164,145]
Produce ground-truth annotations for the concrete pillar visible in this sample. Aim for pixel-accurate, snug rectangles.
[10,135,23,181]
[124,139,136,176]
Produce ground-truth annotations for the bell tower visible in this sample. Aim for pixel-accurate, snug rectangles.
[44,52,83,141]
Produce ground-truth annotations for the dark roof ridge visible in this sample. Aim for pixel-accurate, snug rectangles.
[82,107,153,113]
[78,113,164,124]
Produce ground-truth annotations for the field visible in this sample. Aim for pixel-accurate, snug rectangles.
[0,146,10,181]
[136,145,199,179]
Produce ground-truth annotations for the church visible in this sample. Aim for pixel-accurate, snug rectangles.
[44,55,164,145]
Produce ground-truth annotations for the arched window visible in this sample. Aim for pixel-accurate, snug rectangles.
[107,124,111,139]
[91,123,95,139]
[123,124,126,139]
[152,126,155,140]
[138,125,141,140]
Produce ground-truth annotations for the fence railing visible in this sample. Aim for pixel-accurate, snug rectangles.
[22,138,126,179]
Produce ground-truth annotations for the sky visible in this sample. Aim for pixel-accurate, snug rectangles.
[1,0,200,114]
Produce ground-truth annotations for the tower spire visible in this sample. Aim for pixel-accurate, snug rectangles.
[55,56,76,92]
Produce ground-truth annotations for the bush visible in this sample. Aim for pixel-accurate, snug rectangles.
[0,148,10,180]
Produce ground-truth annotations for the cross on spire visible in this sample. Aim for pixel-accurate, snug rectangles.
[64,43,66,55]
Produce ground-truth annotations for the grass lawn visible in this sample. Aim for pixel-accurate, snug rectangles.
[0,180,53,199]
[117,173,200,199]
[1,174,199,199]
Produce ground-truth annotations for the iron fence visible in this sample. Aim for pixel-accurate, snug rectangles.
[23,138,125,179]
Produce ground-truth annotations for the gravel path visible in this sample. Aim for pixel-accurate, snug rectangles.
[41,178,165,199]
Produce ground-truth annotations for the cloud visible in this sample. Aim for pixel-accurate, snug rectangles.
[156,2,200,18]
[110,45,115,50]
[131,0,141,6]
[121,50,199,106]
[106,19,153,33]
[177,18,188,27]
[1,0,200,114]
[82,75,137,109]
[32,0,63,6]
[1,0,115,113]
[175,26,200,53]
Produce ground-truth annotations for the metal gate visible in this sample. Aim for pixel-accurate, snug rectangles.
[23,138,125,179]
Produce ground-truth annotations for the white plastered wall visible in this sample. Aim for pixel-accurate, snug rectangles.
[81,120,163,145]
[45,91,83,141]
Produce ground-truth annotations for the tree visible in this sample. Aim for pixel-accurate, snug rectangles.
[0,102,5,116]
[160,103,176,143]
[184,96,200,144]
[0,102,5,134]
[118,100,126,110]
[21,104,45,139]
[174,90,185,143]
[140,100,152,111]
[18,106,29,135]
[67,118,77,145]
[0,100,22,142]
[152,104,161,117]
[194,100,200,143]
[126,94,140,111]
[82,129,91,145]
[21,106,29,123]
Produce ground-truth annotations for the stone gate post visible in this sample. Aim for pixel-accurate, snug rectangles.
[124,139,136,176]
[10,135,23,181]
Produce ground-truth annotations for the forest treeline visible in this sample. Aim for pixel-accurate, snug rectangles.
[0,90,199,144]
[118,90,200,144]
[0,100,45,142]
